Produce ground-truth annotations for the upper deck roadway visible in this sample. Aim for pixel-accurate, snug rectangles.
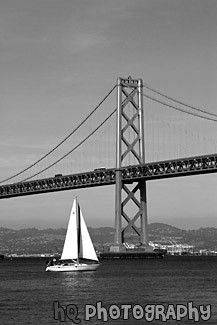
[0,153,217,199]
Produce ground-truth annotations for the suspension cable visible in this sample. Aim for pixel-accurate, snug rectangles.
[0,85,117,184]
[143,93,217,122]
[143,83,217,119]
[18,108,117,183]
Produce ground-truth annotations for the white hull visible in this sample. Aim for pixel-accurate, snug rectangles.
[46,263,100,272]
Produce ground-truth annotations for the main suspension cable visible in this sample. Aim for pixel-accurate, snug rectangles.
[0,85,117,184]
[18,108,117,183]
[143,93,217,122]
[143,83,217,119]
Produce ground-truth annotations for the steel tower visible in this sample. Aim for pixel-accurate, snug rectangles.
[114,76,148,249]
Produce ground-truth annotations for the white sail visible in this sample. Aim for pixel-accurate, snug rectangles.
[78,205,99,262]
[61,199,78,260]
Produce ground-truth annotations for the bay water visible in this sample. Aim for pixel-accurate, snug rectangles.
[0,256,216,324]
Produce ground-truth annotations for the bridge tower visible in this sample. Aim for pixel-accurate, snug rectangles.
[114,76,148,250]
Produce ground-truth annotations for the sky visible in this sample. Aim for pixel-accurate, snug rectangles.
[0,0,217,231]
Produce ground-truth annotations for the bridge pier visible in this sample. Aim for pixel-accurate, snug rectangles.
[114,76,148,251]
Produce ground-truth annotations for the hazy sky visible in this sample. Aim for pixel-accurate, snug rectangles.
[0,0,217,230]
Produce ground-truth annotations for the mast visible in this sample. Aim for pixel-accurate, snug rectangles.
[76,197,81,264]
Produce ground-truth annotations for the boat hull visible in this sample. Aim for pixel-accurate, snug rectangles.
[46,263,100,272]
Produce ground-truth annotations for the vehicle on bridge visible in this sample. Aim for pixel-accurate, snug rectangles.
[54,174,63,177]
[94,167,106,171]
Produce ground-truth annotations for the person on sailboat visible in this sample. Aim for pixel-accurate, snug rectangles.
[46,257,56,267]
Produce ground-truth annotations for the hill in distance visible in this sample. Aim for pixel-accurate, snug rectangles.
[1,223,217,255]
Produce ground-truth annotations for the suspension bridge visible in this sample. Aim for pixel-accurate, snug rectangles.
[1,76,217,250]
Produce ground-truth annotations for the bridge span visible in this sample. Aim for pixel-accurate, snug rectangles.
[1,76,217,248]
[0,153,217,199]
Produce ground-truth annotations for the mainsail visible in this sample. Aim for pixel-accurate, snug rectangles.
[61,199,78,260]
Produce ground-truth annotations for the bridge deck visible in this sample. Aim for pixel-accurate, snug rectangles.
[0,153,217,199]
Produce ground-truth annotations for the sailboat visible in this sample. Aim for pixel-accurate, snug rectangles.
[46,197,100,272]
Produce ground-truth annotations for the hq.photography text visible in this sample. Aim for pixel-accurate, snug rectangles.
[53,301,211,323]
